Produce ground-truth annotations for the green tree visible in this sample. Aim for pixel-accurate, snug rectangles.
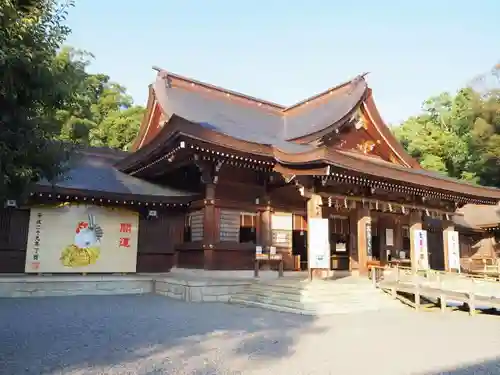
[0,0,75,202]
[394,67,500,187]
[53,47,145,150]
[90,106,144,151]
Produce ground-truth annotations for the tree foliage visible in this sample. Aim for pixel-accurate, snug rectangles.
[54,47,144,150]
[0,0,76,201]
[393,69,500,188]
[0,1,144,202]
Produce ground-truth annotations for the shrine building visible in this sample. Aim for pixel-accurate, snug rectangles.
[116,69,500,275]
[1,69,500,276]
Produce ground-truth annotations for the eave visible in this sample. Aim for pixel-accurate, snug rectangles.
[121,113,500,204]
[271,147,500,204]
[30,187,194,206]
[116,115,276,176]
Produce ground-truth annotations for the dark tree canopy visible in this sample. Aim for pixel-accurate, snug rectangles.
[0,0,75,201]
[0,1,144,202]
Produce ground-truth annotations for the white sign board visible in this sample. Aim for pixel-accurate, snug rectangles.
[385,228,394,246]
[26,204,139,273]
[447,230,461,271]
[413,229,429,270]
[308,218,330,269]
[271,213,293,230]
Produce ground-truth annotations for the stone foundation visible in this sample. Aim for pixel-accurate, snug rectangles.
[0,272,251,300]
[0,275,154,298]
[168,267,290,280]
[155,277,250,302]
[0,268,306,300]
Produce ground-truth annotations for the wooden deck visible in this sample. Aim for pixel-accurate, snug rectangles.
[371,266,500,316]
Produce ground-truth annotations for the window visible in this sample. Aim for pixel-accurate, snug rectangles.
[184,211,203,242]
[0,209,11,246]
[402,225,410,251]
[402,225,410,238]
[240,213,257,243]
[219,210,257,243]
[184,214,191,242]
[271,213,293,248]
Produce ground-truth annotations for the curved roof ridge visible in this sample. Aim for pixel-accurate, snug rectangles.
[153,67,285,111]
[282,73,369,113]
[361,90,421,169]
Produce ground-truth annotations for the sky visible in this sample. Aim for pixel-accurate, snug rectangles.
[65,0,499,125]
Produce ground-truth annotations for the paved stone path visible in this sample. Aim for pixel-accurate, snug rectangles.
[2,295,500,374]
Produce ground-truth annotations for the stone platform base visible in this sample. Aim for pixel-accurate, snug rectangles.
[155,277,250,302]
[0,270,254,301]
[0,274,155,298]
[168,267,308,280]
[0,269,358,310]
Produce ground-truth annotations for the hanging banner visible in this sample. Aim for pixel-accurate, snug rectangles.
[447,230,461,271]
[413,229,429,270]
[365,222,372,259]
[308,218,330,269]
[25,204,139,273]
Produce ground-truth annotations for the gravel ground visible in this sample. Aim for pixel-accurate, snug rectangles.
[2,295,500,375]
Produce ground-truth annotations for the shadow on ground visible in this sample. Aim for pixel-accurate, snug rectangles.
[0,294,321,374]
[427,357,500,375]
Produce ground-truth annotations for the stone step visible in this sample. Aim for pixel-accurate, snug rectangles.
[228,277,407,315]
[252,280,374,291]
[229,297,316,315]
[247,282,377,295]
[231,291,403,312]
[244,287,380,300]
[230,294,402,315]
[240,288,396,304]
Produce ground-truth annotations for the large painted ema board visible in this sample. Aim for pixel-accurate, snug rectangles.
[25,203,139,273]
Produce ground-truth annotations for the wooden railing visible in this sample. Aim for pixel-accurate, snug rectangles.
[370,262,500,284]
[463,257,500,276]
[370,265,500,316]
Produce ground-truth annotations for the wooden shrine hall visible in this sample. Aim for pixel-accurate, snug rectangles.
[111,68,500,276]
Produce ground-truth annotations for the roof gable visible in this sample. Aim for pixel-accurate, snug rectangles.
[134,69,369,154]
[131,69,424,172]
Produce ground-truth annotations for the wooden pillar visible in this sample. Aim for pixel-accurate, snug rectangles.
[356,206,371,275]
[394,218,403,259]
[194,158,223,270]
[203,183,217,270]
[306,193,328,279]
[378,217,386,263]
[409,211,423,272]
[349,211,359,271]
[442,221,455,271]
